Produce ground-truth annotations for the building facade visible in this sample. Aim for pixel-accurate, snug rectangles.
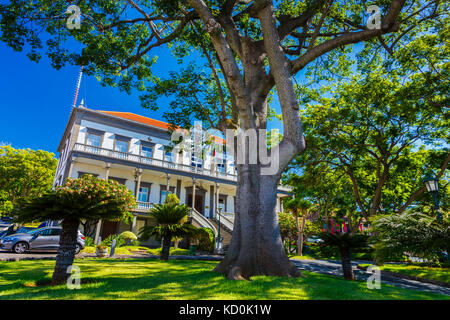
[54,104,292,245]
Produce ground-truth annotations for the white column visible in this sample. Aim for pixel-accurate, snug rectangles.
[192,178,196,210]
[132,168,142,234]
[166,173,171,193]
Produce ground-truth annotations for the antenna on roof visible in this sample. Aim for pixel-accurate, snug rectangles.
[72,66,84,109]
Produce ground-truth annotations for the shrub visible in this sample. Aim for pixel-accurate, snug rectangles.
[102,234,126,248]
[164,193,180,205]
[120,231,137,245]
[197,227,215,252]
[84,236,94,247]
[371,211,450,264]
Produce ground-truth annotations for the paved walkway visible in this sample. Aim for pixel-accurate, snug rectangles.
[291,258,450,296]
[1,250,448,296]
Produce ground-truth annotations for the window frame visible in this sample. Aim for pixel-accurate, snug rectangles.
[159,185,176,204]
[113,135,131,154]
[135,182,152,203]
[84,128,104,147]
[140,141,155,159]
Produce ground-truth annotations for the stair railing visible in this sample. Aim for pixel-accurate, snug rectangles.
[216,212,234,233]
[190,208,218,237]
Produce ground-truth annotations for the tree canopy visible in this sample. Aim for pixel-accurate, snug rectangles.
[14,174,136,223]
[0,146,58,216]
[1,0,446,278]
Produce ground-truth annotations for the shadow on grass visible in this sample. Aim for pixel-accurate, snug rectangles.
[0,258,448,300]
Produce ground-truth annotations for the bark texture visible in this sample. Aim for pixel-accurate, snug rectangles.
[340,247,354,281]
[214,168,302,279]
[161,236,171,261]
[52,217,79,285]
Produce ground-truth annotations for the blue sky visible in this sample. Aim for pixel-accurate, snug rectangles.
[0,41,284,157]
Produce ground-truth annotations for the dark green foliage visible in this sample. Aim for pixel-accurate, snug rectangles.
[140,202,193,240]
[278,212,297,244]
[0,146,58,216]
[371,211,450,264]
[14,175,136,223]
[101,234,126,248]
[12,174,136,285]
[320,232,371,280]
[196,227,215,253]
[320,232,370,250]
[84,236,94,247]
[140,201,198,260]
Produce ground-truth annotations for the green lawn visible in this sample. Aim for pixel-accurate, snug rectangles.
[359,264,450,284]
[0,259,448,300]
[287,254,317,260]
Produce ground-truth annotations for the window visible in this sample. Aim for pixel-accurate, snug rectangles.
[138,186,149,202]
[217,161,226,173]
[160,186,176,203]
[86,133,102,147]
[37,229,52,236]
[191,153,203,168]
[160,189,168,204]
[115,138,129,153]
[218,198,225,212]
[49,228,62,236]
[164,151,174,163]
[141,145,153,158]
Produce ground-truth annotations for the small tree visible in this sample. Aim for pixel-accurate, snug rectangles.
[0,146,57,216]
[14,175,136,285]
[320,232,369,280]
[284,198,312,256]
[278,212,297,253]
[140,202,196,261]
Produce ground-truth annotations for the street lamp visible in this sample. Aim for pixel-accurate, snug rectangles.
[424,176,442,221]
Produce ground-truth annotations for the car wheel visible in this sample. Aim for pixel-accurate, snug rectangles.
[75,244,81,255]
[13,242,29,254]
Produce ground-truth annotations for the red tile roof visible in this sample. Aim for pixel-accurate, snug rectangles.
[97,110,226,144]
[98,110,174,130]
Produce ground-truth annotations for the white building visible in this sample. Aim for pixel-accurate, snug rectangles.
[54,104,292,245]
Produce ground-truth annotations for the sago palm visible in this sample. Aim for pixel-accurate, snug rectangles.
[320,232,369,280]
[140,202,196,260]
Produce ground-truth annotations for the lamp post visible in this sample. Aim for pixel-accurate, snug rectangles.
[424,176,442,221]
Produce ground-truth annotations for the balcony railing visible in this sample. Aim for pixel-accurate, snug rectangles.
[136,201,154,212]
[73,143,292,193]
[74,143,237,182]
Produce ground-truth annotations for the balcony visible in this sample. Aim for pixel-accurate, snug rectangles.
[136,201,154,213]
[73,143,238,182]
[72,143,292,193]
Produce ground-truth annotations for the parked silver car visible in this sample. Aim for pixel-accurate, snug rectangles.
[0,227,85,254]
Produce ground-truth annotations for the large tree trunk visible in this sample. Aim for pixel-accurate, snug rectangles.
[214,168,302,279]
[340,247,354,281]
[160,235,171,261]
[52,217,79,285]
